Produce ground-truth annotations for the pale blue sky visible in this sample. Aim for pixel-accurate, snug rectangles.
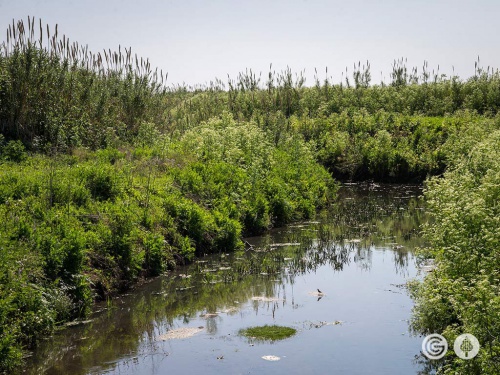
[1,0,498,86]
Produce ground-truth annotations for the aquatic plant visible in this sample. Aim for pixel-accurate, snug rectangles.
[239,325,297,341]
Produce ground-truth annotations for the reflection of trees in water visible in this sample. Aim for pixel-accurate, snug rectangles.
[353,246,373,271]
[205,316,218,334]
[24,183,427,374]
[393,248,412,276]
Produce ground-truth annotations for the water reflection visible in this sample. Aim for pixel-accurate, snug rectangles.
[23,183,427,375]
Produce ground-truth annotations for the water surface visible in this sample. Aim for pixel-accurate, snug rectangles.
[24,183,429,374]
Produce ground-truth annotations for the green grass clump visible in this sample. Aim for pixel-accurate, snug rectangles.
[239,325,297,341]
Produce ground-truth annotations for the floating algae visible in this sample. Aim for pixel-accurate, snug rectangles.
[240,325,296,341]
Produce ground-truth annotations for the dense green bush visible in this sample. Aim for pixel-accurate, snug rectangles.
[1,140,27,162]
[410,127,500,374]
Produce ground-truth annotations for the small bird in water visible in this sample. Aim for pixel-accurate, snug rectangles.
[316,288,324,301]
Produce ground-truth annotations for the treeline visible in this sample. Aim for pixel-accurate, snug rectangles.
[3,19,500,183]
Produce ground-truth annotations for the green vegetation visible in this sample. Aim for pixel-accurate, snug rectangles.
[409,122,500,374]
[0,19,335,371]
[239,325,297,341]
[21,185,425,374]
[0,17,499,374]
[0,114,333,371]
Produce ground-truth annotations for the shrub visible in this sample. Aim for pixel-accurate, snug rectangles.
[143,232,168,276]
[83,165,120,201]
[2,140,27,163]
[411,130,500,374]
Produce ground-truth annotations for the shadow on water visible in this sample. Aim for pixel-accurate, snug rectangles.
[23,183,435,375]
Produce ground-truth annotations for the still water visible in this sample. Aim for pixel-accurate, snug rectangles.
[24,183,430,374]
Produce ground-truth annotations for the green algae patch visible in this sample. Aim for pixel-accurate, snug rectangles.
[240,325,296,341]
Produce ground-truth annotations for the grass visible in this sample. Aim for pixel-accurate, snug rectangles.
[239,325,297,341]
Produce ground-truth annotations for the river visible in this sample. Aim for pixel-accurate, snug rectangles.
[23,183,431,374]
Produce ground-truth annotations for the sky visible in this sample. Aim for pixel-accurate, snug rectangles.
[1,0,499,87]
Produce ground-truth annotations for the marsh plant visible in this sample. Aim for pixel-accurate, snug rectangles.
[239,325,297,341]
